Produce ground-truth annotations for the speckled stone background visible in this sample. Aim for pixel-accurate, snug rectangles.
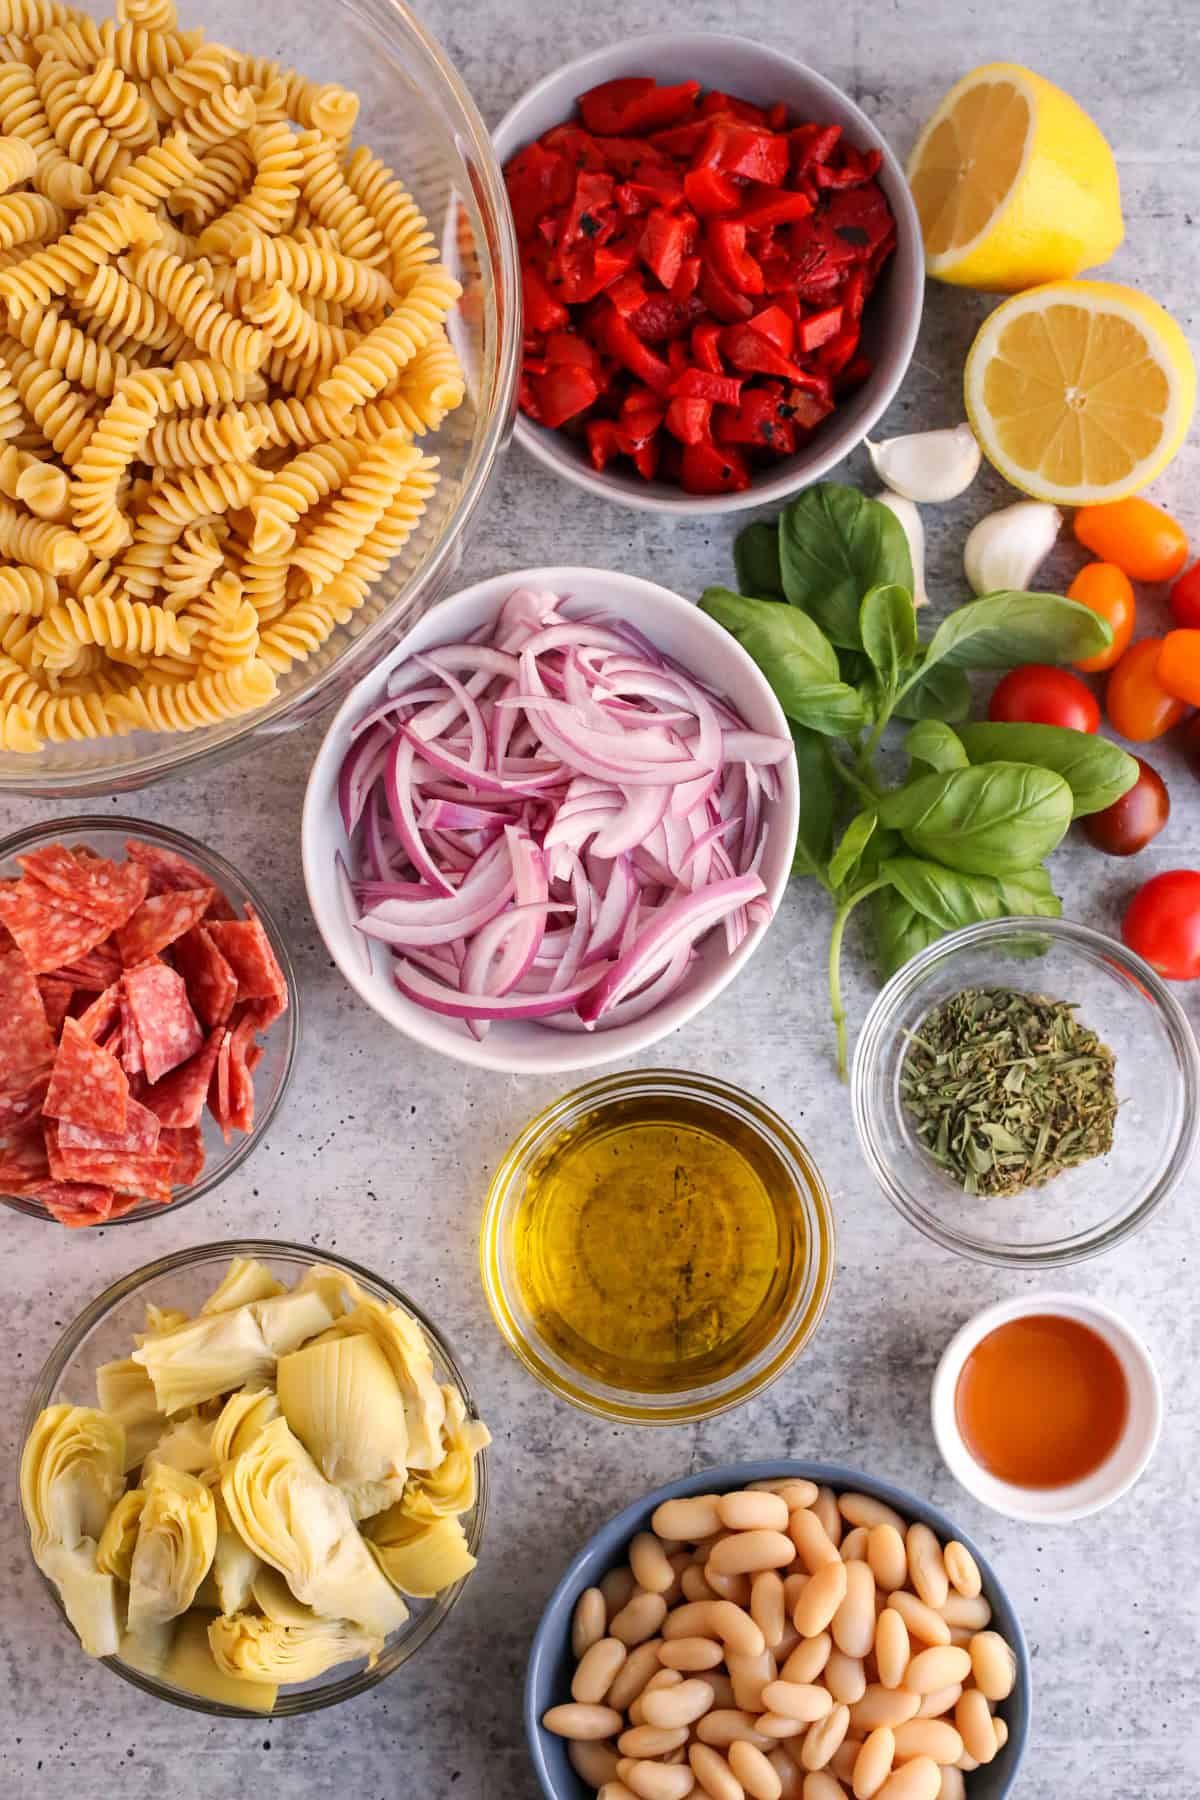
[2,2,1198,1796]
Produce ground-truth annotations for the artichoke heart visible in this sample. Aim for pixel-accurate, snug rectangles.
[366,1509,476,1598]
[39,1541,122,1658]
[200,1257,285,1315]
[153,1609,277,1712]
[220,1417,409,1637]
[276,1332,408,1498]
[133,1280,344,1416]
[325,1294,446,1470]
[142,1413,215,1479]
[402,1387,490,1522]
[119,1616,176,1679]
[211,1492,260,1615]
[135,1304,190,1345]
[95,1359,164,1473]
[97,1488,146,1582]
[21,1405,126,1557]
[211,1384,281,1464]
[127,1464,217,1632]
[208,1609,383,1685]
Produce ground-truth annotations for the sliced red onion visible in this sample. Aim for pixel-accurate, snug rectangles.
[394,957,609,1020]
[577,874,766,1024]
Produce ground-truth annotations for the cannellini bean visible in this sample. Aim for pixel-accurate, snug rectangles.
[620,1726,690,1758]
[612,1592,670,1647]
[697,1711,776,1751]
[761,1680,834,1723]
[662,1554,691,1607]
[688,1743,745,1800]
[867,1526,909,1595]
[603,1566,639,1619]
[665,1602,765,1657]
[849,1686,921,1732]
[707,1569,754,1607]
[838,1493,907,1535]
[751,1571,787,1649]
[624,1760,697,1800]
[574,1638,629,1704]
[993,1718,1009,1750]
[876,1756,941,1800]
[571,1739,621,1788]
[800,1703,850,1771]
[705,1673,737,1710]
[939,1593,990,1631]
[969,1631,1016,1701]
[887,1592,951,1646]
[905,1525,949,1610]
[830,1739,865,1784]
[654,1497,723,1542]
[574,1587,608,1658]
[954,1691,997,1765]
[852,1728,896,1800]
[756,1714,807,1740]
[946,1628,972,1650]
[608,1641,666,1713]
[794,1559,848,1637]
[683,1566,719,1603]
[643,1679,717,1730]
[728,1649,777,1712]
[768,1745,804,1800]
[892,1721,963,1765]
[781,1630,832,1684]
[904,1648,970,1696]
[710,1530,796,1577]
[803,1774,846,1800]
[875,1609,910,1689]
[813,1488,843,1547]
[599,1784,639,1800]
[954,1754,978,1775]
[789,1508,841,1573]
[543,1703,625,1740]
[936,1770,965,1800]
[753,1478,819,1510]
[841,1526,870,1562]
[631,1532,677,1596]
[833,1562,877,1658]
[719,1491,791,1532]
[941,1543,981,1602]
[629,1670,682,1726]
[916,1685,962,1721]
[660,1636,724,1672]
[729,1740,783,1800]
[825,1650,867,1704]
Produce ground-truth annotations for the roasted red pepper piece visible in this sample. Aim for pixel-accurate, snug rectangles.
[628,292,704,342]
[720,322,805,380]
[614,167,686,215]
[797,305,844,352]
[532,364,599,427]
[505,142,574,234]
[639,207,693,289]
[679,440,751,494]
[787,388,837,430]
[697,124,789,184]
[789,123,841,170]
[699,259,755,322]
[590,302,674,393]
[586,418,621,470]
[521,259,568,333]
[698,89,772,127]
[736,183,815,230]
[560,170,615,248]
[819,324,863,374]
[579,76,701,136]
[670,255,702,300]
[545,330,605,377]
[716,385,798,455]
[706,220,764,295]
[607,270,648,316]
[672,366,743,406]
[747,303,794,356]
[683,167,742,217]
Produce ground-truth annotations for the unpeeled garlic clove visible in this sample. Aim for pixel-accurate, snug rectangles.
[963,501,1063,596]
[875,490,929,607]
[867,423,981,503]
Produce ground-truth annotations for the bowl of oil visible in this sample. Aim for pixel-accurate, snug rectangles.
[479,1069,835,1422]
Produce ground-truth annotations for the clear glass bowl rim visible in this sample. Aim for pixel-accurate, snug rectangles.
[19,1237,489,1717]
[480,1067,836,1424]
[850,915,1200,1268]
[0,814,300,1226]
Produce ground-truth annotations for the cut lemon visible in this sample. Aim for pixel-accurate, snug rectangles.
[907,63,1123,290]
[964,280,1196,504]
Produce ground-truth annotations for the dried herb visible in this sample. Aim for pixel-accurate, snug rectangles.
[900,987,1118,1197]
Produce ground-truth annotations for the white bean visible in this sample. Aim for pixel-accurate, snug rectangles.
[570,1739,620,1788]
[602,1565,639,1619]
[705,1673,737,1710]
[887,1591,951,1646]
[619,1726,691,1759]
[867,1525,909,1595]
[892,1721,963,1765]
[789,1508,841,1572]
[751,1571,786,1649]
[629,1670,682,1726]
[543,1703,624,1741]
[697,1711,776,1752]
[905,1525,949,1610]
[612,1592,670,1648]
[936,1770,965,1800]
[608,1641,665,1713]
[969,1631,1016,1701]
[761,1680,834,1723]
[573,1587,607,1659]
[709,1530,796,1577]
[707,1568,753,1607]
[942,1542,981,1601]
[904,1647,970,1696]
[574,1638,629,1704]
[727,1648,777,1713]
[800,1703,850,1771]
[852,1728,895,1800]
[876,1757,941,1800]
[825,1649,867,1704]
[838,1493,907,1534]
[653,1497,723,1542]
[756,1714,807,1740]
[916,1685,962,1721]
[719,1490,791,1532]
[688,1743,745,1800]
[875,1609,910,1690]
[833,1562,877,1658]
[849,1686,921,1732]
[660,1636,724,1672]
[642,1679,717,1730]
[631,1531,677,1595]
[954,1690,997,1765]
[769,1745,805,1800]
[803,1775,846,1800]
[993,1718,1009,1751]
[665,1602,765,1657]
[682,1566,719,1603]
[752,1478,818,1510]
[813,1488,843,1547]
[624,1760,697,1800]
[793,1560,848,1637]
[841,1526,870,1562]
[781,1630,832,1684]
[729,1739,783,1800]
[830,1740,866,1784]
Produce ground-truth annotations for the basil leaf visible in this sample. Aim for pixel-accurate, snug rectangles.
[786,681,867,737]
[779,483,913,649]
[881,855,1063,932]
[904,720,968,773]
[828,811,877,890]
[734,521,784,598]
[893,659,972,722]
[877,763,1073,874]
[699,588,841,713]
[872,887,944,979]
[956,721,1140,817]
[791,727,835,879]
[919,590,1113,673]
[860,582,918,685]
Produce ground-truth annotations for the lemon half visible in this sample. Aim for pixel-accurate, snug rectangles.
[908,63,1123,290]
[964,280,1196,504]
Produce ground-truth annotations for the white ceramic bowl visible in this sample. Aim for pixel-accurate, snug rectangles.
[302,569,799,1073]
[493,31,924,515]
[931,1294,1163,1524]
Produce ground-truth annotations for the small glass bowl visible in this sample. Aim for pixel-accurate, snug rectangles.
[852,917,1200,1268]
[19,1239,488,1717]
[0,816,299,1228]
[480,1069,835,1423]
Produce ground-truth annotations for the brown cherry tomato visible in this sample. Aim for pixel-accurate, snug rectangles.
[1074,497,1189,584]
[1122,869,1200,979]
[1068,563,1136,672]
[1105,638,1189,741]
[988,664,1100,733]
[1169,561,1200,630]
[1156,630,1200,707]
[1083,758,1169,856]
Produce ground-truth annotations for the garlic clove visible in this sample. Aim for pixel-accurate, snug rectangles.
[867,423,981,503]
[875,490,929,607]
[963,501,1063,596]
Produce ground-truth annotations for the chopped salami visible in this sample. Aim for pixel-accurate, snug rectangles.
[116,888,214,967]
[0,884,115,974]
[172,925,237,1029]
[142,1028,222,1129]
[206,909,288,1004]
[210,1027,233,1141]
[37,975,74,1036]
[58,1092,161,1157]
[0,946,55,1086]
[161,1125,205,1186]
[0,1126,50,1189]
[43,1017,129,1134]
[124,960,203,1083]
[227,1010,259,1134]
[0,1073,50,1132]
[125,839,237,919]
[19,846,148,928]
[75,983,123,1043]
[60,943,123,991]
[34,1181,115,1226]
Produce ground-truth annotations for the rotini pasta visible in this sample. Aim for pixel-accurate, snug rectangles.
[166,135,249,227]
[32,584,195,670]
[0,440,68,516]
[0,561,55,613]
[0,489,85,568]
[76,54,154,146]
[160,518,221,606]
[318,266,462,413]
[343,145,438,283]
[232,229,393,309]
[142,407,265,469]
[70,384,156,553]
[0,189,158,310]
[195,116,300,254]
[176,79,254,148]
[37,52,130,186]
[123,243,264,368]
[0,189,61,246]
[9,301,130,393]
[108,655,275,731]
[291,432,427,595]
[241,282,349,370]
[0,127,35,188]
[0,57,90,207]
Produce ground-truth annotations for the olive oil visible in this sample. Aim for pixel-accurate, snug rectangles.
[513,1088,807,1395]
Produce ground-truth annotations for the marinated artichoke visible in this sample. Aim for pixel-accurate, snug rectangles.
[201,1257,285,1315]
[208,1609,383,1684]
[366,1509,477,1598]
[126,1465,217,1632]
[276,1333,409,1514]
[95,1359,163,1472]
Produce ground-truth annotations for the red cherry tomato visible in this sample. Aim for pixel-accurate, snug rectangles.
[1169,561,1200,630]
[1122,869,1200,979]
[1083,758,1169,856]
[1105,638,1190,742]
[988,664,1100,733]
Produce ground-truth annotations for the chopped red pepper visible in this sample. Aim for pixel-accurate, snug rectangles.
[699,259,756,322]
[698,124,789,184]
[720,322,805,381]
[521,259,568,333]
[505,142,574,234]
[683,167,742,216]
[532,364,599,427]
[796,305,844,353]
[607,270,648,317]
[590,302,674,393]
[790,123,841,170]
[672,366,743,406]
[639,207,693,289]
[579,77,701,136]
[665,394,712,446]
[679,441,751,494]
[691,319,725,372]
[737,183,815,230]
[706,220,764,295]
[748,303,795,356]
[670,255,702,300]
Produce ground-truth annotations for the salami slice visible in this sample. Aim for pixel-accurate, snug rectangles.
[142,1028,222,1130]
[0,884,115,974]
[172,925,237,1030]
[37,975,74,1037]
[125,839,237,919]
[75,984,122,1043]
[0,1126,50,1189]
[58,1092,161,1157]
[0,1073,50,1132]
[19,846,148,929]
[116,888,214,967]
[209,1028,233,1141]
[205,911,288,1004]
[34,1181,115,1226]
[124,960,203,1084]
[226,1010,259,1134]
[0,945,55,1088]
[160,1124,205,1186]
[43,1017,129,1134]
[59,943,123,992]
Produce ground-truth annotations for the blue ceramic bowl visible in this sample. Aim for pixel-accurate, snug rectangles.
[526,1460,1031,1799]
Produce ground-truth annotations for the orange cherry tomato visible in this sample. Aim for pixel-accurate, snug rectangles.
[1074,497,1189,583]
[1155,630,1200,707]
[1169,561,1200,629]
[1105,637,1189,741]
[1067,563,1136,672]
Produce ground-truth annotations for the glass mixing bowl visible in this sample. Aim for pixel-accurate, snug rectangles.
[19,1239,489,1716]
[0,0,519,798]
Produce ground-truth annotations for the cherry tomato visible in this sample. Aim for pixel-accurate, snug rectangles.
[1105,638,1189,742]
[1122,869,1200,979]
[1075,497,1189,584]
[1169,561,1200,630]
[1155,630,1200,707]
[1083,758,1169,856]
[988,664,1100,733]
[1068,563,1136,672]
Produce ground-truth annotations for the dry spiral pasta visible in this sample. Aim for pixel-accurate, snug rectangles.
[31,582,195,670]
[37,52,130,186]
[0,561,54,613]
[233,229,393,309]
[76,54,154,146]
[196,116,301,254]
[0,129,36,189]
[0,440,68,516]
[160,518,221,605]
